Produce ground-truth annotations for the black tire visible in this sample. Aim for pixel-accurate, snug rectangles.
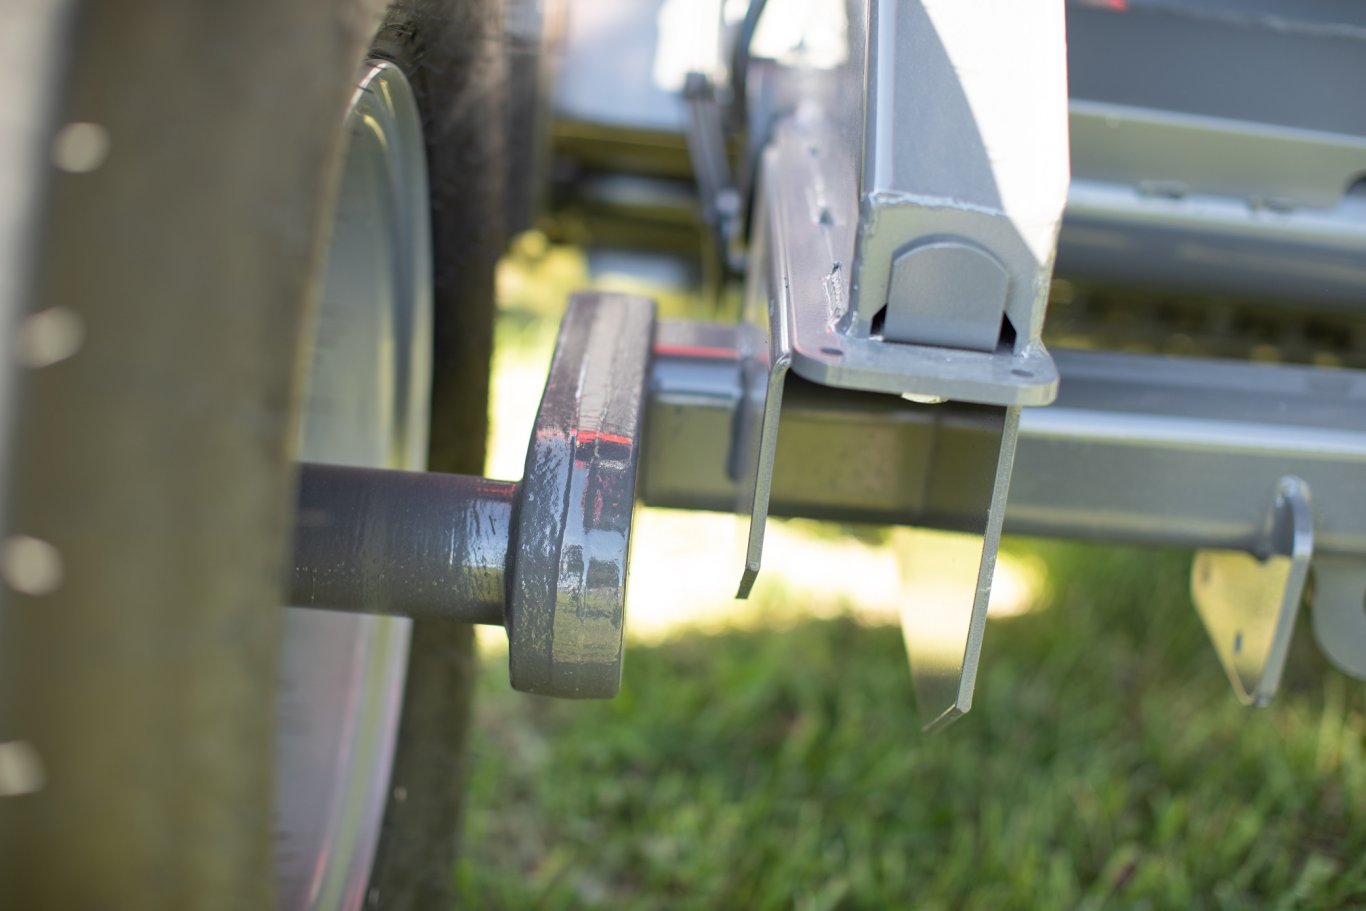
[0,1,506,907]
[366,3,508,908]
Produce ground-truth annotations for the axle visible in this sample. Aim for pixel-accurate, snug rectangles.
[291,464,513,627]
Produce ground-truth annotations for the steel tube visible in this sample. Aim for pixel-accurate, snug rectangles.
[643,322,1366,557]
[291,463,514,625]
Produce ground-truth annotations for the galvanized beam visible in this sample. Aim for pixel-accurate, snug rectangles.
[646,319,1366,694]
[644,321,1366,557]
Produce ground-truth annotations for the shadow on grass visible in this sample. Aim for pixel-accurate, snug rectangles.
[456,542,1365,910]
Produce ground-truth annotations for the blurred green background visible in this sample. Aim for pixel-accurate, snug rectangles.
[453,240,1366,909]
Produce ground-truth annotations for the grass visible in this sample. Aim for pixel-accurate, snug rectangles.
[454,242,1366,909]
[456,544,1365,909]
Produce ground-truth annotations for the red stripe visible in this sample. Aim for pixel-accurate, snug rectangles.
[575,429,633,447]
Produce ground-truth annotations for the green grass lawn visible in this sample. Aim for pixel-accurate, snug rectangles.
[456,539,1364,909]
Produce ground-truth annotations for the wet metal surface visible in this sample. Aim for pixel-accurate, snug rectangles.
[291,465,514,627]
[289,293,656,700]
[508,292,656,698]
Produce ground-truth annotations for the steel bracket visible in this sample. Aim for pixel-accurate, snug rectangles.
[728,0,1071,730]
[749,118,1059,408]
[1191,476,1314,707]
[736,156,1026,731]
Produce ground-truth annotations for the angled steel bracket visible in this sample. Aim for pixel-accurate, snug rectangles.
[733,151,1030,730]
[1191,476,1313,707]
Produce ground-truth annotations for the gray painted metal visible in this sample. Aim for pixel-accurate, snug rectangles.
[1191,477,1313,707]
[884,242,1010,354]
[291,465,514,627]
[683,72,742,273]
[1058,180,1366,311]
[509,291,654,698]
[736,0,1069,359]
[1064,3,1366,140]
[738,0,1066,405]
[1068,101,1366,212]
[288,292,655,700]
[730,1,1063,726]
[751,128,1060,406]
[857,0,1069,356]
[1060,4,1366,302]
[733,191,788,598]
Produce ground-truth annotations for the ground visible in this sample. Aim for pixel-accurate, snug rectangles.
[457,540,1364,909]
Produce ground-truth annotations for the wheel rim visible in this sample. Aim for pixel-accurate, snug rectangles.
[275,61,432,910]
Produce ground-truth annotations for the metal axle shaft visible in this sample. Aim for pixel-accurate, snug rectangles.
[291,463,514,626]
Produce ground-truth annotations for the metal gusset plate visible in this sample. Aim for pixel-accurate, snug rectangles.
[507,291,655,698]
[1192,476,1313,707]
[1311,557,1366,682]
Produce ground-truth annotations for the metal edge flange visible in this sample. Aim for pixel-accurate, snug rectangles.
[733,151,790,599]
[506,291,657,698]
[900,406,1021,733]
[1191,476,1313,707]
